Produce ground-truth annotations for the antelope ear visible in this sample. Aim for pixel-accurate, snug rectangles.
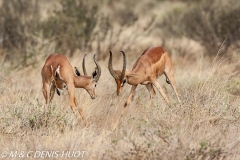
[56,88,60,96]
[124,69,138,77]
[74,67,81,76]
[92,69,97,79]
[121,79,127,87]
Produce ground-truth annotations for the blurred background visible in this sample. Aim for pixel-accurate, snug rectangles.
[0,0,239,68]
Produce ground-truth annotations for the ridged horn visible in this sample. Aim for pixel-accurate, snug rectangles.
[108,51,119,79]
[119,51,126,81]
[82,54,87,75]
[93,54,101,82]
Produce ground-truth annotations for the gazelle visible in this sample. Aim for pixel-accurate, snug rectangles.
[108,46,181,110]
[41,53,101,126]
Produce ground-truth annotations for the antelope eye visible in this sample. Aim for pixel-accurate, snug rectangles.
[94,84,97,88]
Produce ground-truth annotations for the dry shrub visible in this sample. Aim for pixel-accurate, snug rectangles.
[41,0,100,55]
[0,0,42,67]
[162,37,204,65]
[105,1,138,26]
[159,0,240,57]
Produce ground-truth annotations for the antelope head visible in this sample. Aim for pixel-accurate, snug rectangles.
[108,51,127,95]
[75,54,101,99]
[56,54,101,99]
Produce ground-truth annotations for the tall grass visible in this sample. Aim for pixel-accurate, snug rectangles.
[1,48,240,159]
[0,0,240,159]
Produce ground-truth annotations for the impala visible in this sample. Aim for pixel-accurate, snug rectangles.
[108,46,181,111]
[41,53,101,125]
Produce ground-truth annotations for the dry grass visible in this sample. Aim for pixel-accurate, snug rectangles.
[1,46,240,159]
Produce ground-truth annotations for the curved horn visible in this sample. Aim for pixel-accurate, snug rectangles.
[108,51,119,79]
[93,54,101,82]
[82,54,88,75]
[120,51,126,81]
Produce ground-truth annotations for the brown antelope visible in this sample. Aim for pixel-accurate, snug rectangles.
[41,54,101,125]
[108,46,181,111]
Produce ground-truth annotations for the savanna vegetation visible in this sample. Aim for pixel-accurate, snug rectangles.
[0,0,240,159]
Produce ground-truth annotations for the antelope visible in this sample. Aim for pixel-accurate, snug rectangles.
[41,53,101,126]
[108,46,181,111]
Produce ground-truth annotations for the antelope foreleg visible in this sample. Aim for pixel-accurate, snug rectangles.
[146,83,156,107]
[114,85,138,129]
[164,71,181,103]
[68,84,87,126]
[74,96,88,126]
[124,85,137,108]
[42,82,50,105]
[49,84,56,103]
[152,81,171,106]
